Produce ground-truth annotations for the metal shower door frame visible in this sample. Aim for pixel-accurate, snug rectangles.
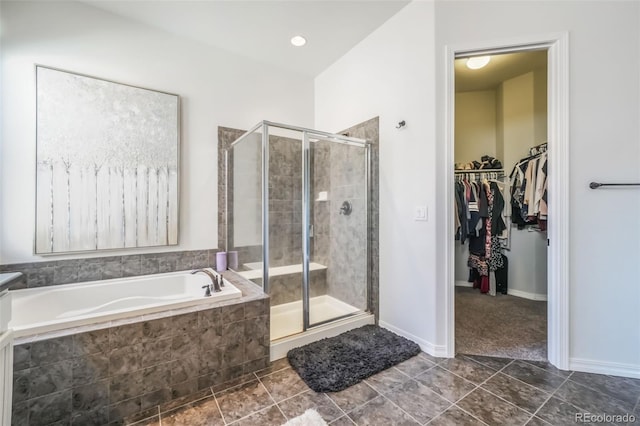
[300,129,371,332]
[228,120,371,333]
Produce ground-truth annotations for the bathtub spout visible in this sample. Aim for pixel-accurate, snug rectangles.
[191,269,222,293]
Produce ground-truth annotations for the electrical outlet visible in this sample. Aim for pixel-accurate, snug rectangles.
[414,206,428,221]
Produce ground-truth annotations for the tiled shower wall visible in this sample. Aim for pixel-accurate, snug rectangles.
[253,270,327,306]
[320,143,368,310]
[311,117,379,313]
[0,249,219,290]
[342,117,380,318]
[267,136,302,268]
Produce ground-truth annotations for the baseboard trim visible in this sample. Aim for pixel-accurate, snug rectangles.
[569,358,640,379]
[507,288,548,301]
[379,321,448,358]
[455,281,547,301]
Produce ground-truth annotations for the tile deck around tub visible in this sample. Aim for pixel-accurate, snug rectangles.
[125,353,640,426]
[11,272,271,426]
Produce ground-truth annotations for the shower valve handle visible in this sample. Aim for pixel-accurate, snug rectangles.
[339,201,352,216]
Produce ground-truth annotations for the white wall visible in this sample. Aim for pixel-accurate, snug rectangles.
[496,84,504,162]
[502,72,535,170]
[317,0,640,374]
[508,230,548,297]
[454,91,496,163]
[435,1,640,373]
[315,1,439,352]
[533,67,548,145]
[500,71,548,298]
[0,1,313,263]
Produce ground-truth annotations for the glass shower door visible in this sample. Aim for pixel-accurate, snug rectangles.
[226,127,264,285]
[267,129,304,339]
[305,134,369,328]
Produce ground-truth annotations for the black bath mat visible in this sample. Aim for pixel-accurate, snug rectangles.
[287,325,421,392]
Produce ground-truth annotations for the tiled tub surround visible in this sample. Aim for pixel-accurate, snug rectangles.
[9,269,242,338]
[11,272,270,426]
[0,273,24,292]
[0,249,220,290]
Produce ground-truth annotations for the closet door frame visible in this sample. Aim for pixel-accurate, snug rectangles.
[442,33,570,370]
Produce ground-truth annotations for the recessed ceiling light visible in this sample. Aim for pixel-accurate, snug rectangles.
[466,56,491,70]
[290,35,307,47]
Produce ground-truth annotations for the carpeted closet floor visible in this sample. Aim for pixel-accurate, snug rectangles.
[455,286,547,361]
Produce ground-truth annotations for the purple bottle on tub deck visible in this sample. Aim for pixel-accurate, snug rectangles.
[227,251,238,270]
[216,252,227,272]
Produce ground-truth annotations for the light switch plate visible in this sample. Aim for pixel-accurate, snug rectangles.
[414,206,428,221]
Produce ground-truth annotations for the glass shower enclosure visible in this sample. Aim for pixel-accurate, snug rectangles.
[226,121,371,341]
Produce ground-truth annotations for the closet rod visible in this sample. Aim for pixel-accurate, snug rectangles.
[454,169,504,174]
[589,182,640,189]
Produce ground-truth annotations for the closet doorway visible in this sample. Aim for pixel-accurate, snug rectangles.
[443,35,570,369]
[453,50,549,361]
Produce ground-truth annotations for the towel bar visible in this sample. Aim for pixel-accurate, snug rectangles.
[589,182,640,189]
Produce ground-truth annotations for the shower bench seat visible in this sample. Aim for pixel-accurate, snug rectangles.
[237,262,327,280]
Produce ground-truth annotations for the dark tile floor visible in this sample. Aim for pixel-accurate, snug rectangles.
[130,353,640,425]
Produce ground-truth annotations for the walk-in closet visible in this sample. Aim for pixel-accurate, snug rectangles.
[454,50,549,361]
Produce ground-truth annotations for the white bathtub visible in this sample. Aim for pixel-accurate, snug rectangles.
[9,268,242,338]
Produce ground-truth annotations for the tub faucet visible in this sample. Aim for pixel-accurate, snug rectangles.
[191,269,222,294]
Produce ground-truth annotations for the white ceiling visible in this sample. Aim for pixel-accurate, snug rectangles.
[455,50,548,92]
[83,0,410,77]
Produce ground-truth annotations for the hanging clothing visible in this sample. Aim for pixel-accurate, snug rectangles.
[454,172,507,296]
[533,156,547,215]
[509,151,548,230]
[454,146,545,298]
[454,182,469,242]
[495,254,509,295]
[490,181,507,237]
[493,178,511,250]
[523,157,538,218]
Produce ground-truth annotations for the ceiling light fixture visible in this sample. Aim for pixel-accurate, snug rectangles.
[290,35,307,47]
[466,56,491,70]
